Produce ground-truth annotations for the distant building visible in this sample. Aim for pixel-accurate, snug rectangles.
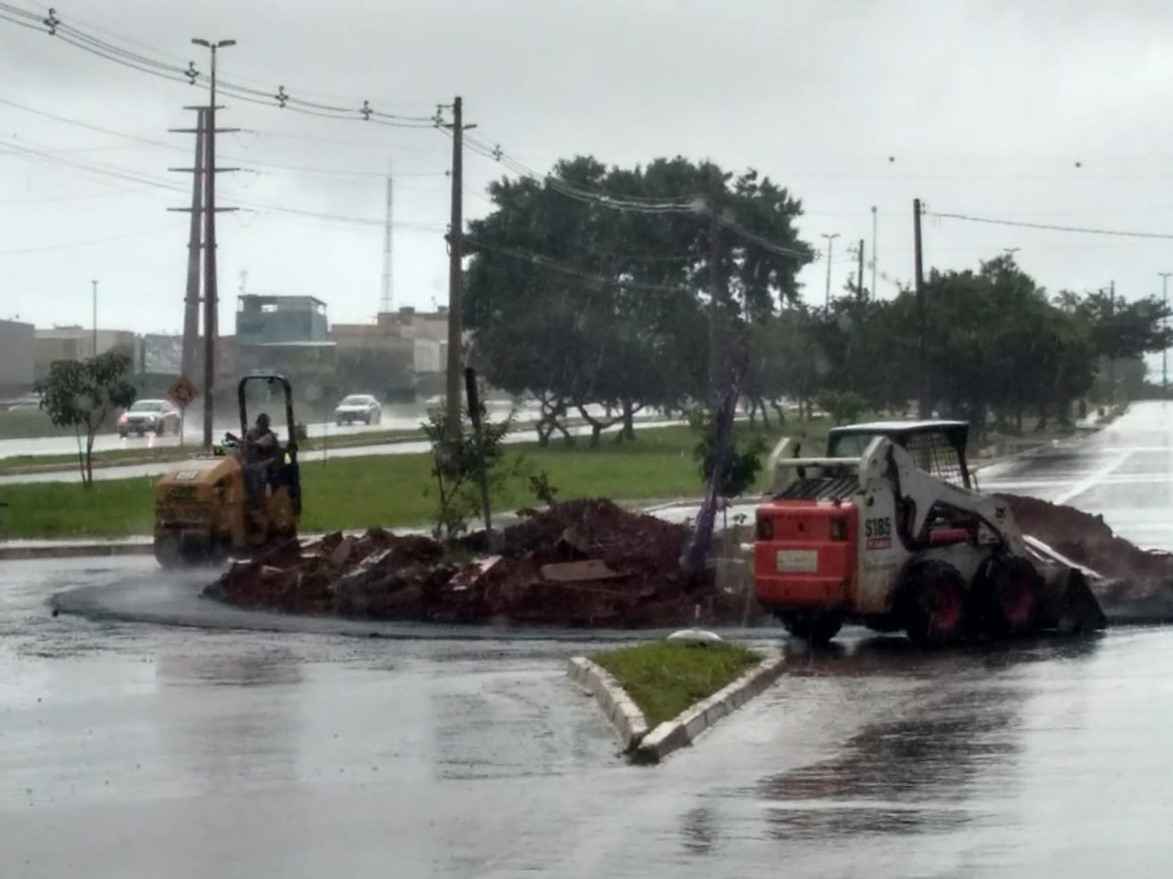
[142,333,183,375]
[34,326,136,380]
[236,294,328,345]
[376,306,449,343]
[0,319,34,393]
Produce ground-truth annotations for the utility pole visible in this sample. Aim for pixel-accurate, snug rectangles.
[380,161,393,314]
[439,97,476,439]
[708,206,722,403]
[870,205,877,299]
[176,108,205,382]
[1107,280,1116,404]
[856,238,865,300]
[191,38,237,450]
[91,280,98,357]
[1160,272,1171,396]
[820,232,839,308]
[913,198,927,417]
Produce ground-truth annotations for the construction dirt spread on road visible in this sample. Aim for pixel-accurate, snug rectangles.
[203,500,759,628]
[1000,493,1173,621]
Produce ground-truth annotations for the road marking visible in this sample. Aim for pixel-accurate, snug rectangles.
[1052,452,1132,506]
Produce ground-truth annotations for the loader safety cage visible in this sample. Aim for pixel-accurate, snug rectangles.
[827,420,972,489]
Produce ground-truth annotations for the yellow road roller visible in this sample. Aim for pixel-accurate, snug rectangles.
[153,373,301,566]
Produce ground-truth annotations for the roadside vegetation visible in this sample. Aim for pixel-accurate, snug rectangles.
[592,641,760,726]
[0,406,1126,541]
[0,422,808,539]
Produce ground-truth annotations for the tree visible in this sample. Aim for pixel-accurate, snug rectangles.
[464,155,812,441]
[39,351,136,486]
[421,407,515,541]
[166,375,198,448]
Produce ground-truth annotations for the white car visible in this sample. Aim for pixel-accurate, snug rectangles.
[334,394,382,426]
[118,399,180,437]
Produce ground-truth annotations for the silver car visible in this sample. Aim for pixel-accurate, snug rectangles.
[118,399,180,437]
[334,394,382,426]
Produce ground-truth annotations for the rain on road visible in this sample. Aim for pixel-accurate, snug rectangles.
[4,402,1173,877]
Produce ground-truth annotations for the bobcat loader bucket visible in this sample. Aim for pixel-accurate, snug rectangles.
[1024,535,1109,633]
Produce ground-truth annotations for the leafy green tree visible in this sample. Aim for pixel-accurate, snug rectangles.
[464,155,813,442]
[689,404,769,498]
[38,351,136,486]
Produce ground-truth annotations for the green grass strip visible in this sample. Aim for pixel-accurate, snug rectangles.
[591,641,760,727]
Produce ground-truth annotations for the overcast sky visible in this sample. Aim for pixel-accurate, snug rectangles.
[4,0,1173,352]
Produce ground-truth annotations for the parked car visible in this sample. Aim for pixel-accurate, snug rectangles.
[118,399,180,437]
[334,394,382,426]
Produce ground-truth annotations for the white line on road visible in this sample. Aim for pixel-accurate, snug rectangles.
[1053,451,1132,506]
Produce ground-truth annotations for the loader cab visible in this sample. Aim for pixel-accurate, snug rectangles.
[827,420,972,489]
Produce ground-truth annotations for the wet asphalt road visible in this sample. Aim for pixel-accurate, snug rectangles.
[5,402,1173,877]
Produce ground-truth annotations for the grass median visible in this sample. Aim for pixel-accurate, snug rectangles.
[0,420,832,540]
[592,640,761,727]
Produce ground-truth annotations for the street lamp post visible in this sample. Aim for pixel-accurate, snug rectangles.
[90,279,98,357]
[820,232,840,308]
[1160,272,1172,396]
[191,37,235,450]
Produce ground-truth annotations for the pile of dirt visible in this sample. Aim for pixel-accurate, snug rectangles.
[204,499,757,628]
[999,493,1173,617]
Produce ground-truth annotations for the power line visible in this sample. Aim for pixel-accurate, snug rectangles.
[0,95,451,180]
[0,5,437,126]
[465,236,692,294]
[0,226,170,255]
[928,210,1173,241]
[0,135,446,230]
[460,131,813,259]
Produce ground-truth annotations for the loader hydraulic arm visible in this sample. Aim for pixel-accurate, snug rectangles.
[859,438,1027,556]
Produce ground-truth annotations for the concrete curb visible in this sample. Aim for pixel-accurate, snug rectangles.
[0,541,154,560]
[633,649,785,765]
[566,656,650,751]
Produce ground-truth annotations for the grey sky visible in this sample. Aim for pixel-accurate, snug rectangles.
[4,0,1173,344]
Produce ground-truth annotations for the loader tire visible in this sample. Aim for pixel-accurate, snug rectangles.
[778,610,843,646]
[902,559,966,646]
[982,555,1042,636]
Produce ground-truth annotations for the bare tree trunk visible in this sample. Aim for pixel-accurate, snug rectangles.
[74,423,87,485]
[682,383,739,579]
[575,403,620,448]
[85,428,95,487]
[755,396,770,429]
[620,399,641,441]
[770,399,785,426]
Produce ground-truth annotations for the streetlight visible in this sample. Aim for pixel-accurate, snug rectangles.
[191,37,235,450]
[1160,272,1172,396]
[91,279,98,357]
[1003,247,1020,259]
[820,232,840,308]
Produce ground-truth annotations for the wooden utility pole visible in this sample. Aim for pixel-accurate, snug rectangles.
[856,237,865,300]
[913,198,927,417]
[443,96,466,439]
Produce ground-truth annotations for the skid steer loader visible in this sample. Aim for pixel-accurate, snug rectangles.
[753,420,1106,645]
[152,373,302,567]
